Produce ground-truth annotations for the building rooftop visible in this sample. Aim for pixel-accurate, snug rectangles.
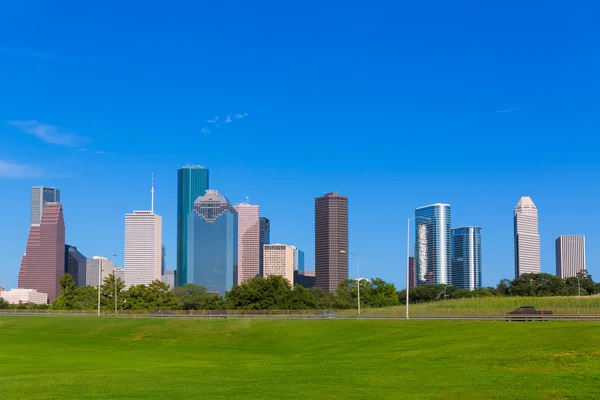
[515,196,536,208]
[415,203,451,210]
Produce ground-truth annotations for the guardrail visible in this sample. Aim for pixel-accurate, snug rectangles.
[1,310,600,321]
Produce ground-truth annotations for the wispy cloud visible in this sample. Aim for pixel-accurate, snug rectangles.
[201,127,210,134]
[0,160,42,179]
[8,120,87,147]
[496,106,522,113]
[0,45,53,59]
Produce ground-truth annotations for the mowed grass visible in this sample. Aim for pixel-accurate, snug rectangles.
[1,318,600,399]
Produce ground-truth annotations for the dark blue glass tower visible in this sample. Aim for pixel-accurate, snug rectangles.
[187,190,238,296]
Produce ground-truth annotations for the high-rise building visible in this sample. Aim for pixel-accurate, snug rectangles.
[259,217,270,276]
[294,248,305,272]
[30,186,60,226]
[162,270,177,289]
[514,196,540,278]
[177,165,209,286]
[408,256,416,288]
[264,244,295,284]
[234,202,260,285]
[187,190,238,296]
[451,227,482,290]
[315,192,348,292]
[415,203,451,286]
[65,245,87,287]
[18,202,65,302]
[161,245,167,276]
[124,210,162,288]
[86,256,115,287]
[555,235,586,278]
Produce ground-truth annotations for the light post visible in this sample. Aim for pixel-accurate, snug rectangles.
[341,250,360,315]
[406,216,430,320]
[112,254,118,314]
[97,259,102,317]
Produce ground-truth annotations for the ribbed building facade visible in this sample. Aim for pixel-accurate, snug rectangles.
[234,203,260,285]
[555,235,586,278]
[187,190,238,296]
[514,197,540,278]
[315,192,348,292]
[451,227,482,290]
[259,217,270,277]
[177,165,209,286]
[124,211,162,288]
[415,203,451,286]
[18,202,65,302]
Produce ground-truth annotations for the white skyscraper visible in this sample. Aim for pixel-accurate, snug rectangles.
[86,256,115,287]
[233,202,260,285]
[555,235,586,278]
[124,175,162,288]
[514,196,540,278]
[30,186,60,225]
[263,244,296,285]
[124,211,162,288]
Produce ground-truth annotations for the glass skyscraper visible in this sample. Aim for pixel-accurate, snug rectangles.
[415,203,451,286]
[30,186,60,226]
[259,217,270,276]
[187,190,238,296]
[451,227,482,290]
[177,165,209,286]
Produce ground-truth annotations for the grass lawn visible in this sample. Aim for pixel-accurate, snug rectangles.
[1,317,599,399]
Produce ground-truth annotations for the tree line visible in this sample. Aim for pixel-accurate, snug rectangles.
[1,270,597,311]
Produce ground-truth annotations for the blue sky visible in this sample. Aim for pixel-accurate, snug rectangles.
[1,1,599,290]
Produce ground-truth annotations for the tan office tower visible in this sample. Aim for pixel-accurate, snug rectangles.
[514,196,541,278]
[555,235,586,278]
[315,192,348,292]
[18,202,65,302]
[263,244,295,284]
[124,211,162,288]
[233,202,260,285]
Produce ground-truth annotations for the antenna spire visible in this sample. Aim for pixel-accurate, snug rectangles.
[151,172,155,213]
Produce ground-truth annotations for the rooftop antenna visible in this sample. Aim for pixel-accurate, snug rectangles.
[151,172,155,213]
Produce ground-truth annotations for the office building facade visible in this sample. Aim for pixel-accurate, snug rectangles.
[18,202,65,302]
[86,256,115,287]
[30,186,60,226]
[259,217,270,276]
[415,203,451,286]
[234,203,260,285]
[408,256,416,288]
[65,245,87,287]
[264,244,295,285]
[514,197,540,278]
[187,190,238,296]
[315,192,348,292]
[1,288,48,305]
[555,235,586,278]
[177,165,209,286]
[124,210,162,288]
[451,227,482,290]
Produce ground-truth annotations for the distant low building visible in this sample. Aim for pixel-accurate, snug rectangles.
[264,244,295,284]
[1,288,48,305]
[294,270,315,288]
[162,270,177,289]
[0,285,5,292]
[86,257,115,287]
[114,267,125,282]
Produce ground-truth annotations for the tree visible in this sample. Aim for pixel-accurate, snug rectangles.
[143,280,179,310]
[101,274,126,310]
[366,278,399,307]
[173,284,224,310]
[74,285,98,310]
[51,273,77,310]
[0,296,9,309]
[226,276,295,310]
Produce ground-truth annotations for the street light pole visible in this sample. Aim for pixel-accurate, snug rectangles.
[406,216,430,320]
[341,250,360,315]
[112,254,118,315]
[97,259,102,317]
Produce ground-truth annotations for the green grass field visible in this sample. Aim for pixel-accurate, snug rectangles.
[1,317,600,399]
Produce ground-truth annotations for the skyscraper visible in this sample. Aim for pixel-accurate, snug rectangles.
[177,165,209,286]
[315,192,348,292]
[30,186,60,225]
[451,227,482,290]
[124,210,163,288]
[264,244,295,285]
[555,235,586,278]
[514,196,540,278]
[408,256,416,288]
[259,217,270,276]
[86,256,115,287]
[187,190,238,296]
[234,202,260,285]
[18,202,65,302]
[65,245,87,287]
[415,203,451,286]
[294,248,305,272]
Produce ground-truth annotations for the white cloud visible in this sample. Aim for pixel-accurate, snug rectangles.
[201,127,210,134]
[235,114,243,119]
[208,120,216,123]
[496,107,522,113]
[95,150,105,155]
[225,115,232,123]
[0,160,42,178]
[8,120,86,146]
[77,148,87,152]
